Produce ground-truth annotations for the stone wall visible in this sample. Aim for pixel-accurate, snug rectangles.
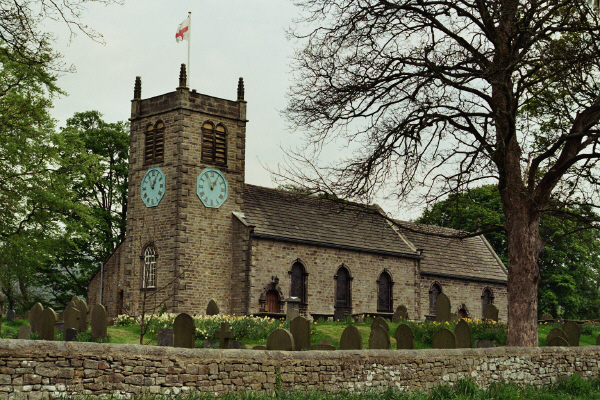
[1,339,598,398]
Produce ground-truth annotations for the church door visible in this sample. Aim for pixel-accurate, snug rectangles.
[265,290,280,313]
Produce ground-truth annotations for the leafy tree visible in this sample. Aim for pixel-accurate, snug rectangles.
[285,0,600,345]
[418,185,600,319]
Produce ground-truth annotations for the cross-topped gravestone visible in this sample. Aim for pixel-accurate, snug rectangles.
[206,299,220,315]
[369,325,390,349]
[173,313,195,348]
[435,293,451,322]
[216,322,234,349]
[392,305,408,323]
[29,303,43,335]
[267,328,295,351]
[370,316,389,334]
[90,304,108,341]
[454,319,472,348]
[432,328,456,349]
[562,321,581,347]
[290,316,311,351]
[394,324,414,350]
[483,303,499,321]
[40,307,57,341]
[338,324,362,350]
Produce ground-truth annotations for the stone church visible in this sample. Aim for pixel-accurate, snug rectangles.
[87,66,508,321]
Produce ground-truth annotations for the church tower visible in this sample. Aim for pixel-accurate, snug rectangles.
[120,65,248,315]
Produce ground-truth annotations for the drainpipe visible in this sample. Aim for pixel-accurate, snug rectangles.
[100,262,104,305]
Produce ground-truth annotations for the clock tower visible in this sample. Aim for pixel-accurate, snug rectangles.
[119,65,248,315]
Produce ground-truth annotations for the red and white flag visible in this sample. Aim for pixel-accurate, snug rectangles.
[175,16,190,42]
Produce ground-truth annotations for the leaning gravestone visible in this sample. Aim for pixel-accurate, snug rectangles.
[206,299,220,315]
[369,325,390,349]
[371,316,390,335]
[267,328,295,351]
[394,324,414,350]
[74,297,88,334]
[432,328,456,349]
[334,308,346,322]
[483,303,499,322]
[157,328,174,347]
[290,316,311,351]
[546,327,568,346]
[392,305,409,323]
[286,308,300,321]
[7,309,15,323]
[173,313,195,348]
[435,293,452,322]
[90,304,108,341]
[29,303,43,335]
[338,324,362,350]
[547,336,569,347]
[18,325,31,340]
[541,313,554,322]
[563,321,581,347]
[310,340,336,351]
[64,303,80,333]
[65,328,77,342]
[454,319,472,348]
[40,307,57,341]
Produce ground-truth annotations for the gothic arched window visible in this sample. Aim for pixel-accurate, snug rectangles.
[145,121,165,164]
[481,287,494,317]
[202,121,227,166]
[429,283,442,315]
[335,265,352,313]
[142,244,157,289]
[289,261,307,305]
[377,270,394,312]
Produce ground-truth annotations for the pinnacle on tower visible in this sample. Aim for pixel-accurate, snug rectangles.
[179,64,188,88]
[134,76,141,99]
[237,77,245,101]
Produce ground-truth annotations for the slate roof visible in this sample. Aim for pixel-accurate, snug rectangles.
[396,221,508,283]
[241,185,418,256]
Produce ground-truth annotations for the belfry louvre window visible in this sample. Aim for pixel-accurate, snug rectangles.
[202,121,227,166]
[143,245,157,289]
[145,121,165,164]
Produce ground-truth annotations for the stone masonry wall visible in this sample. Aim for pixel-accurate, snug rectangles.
[1,340,599,398]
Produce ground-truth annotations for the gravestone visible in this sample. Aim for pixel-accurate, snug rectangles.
[562,321,581,347]
[203,339,246,349]
[65,328,77,342]
[334,308,346,322]
[90,304,108,341]
[596,333,600,346]
[338,324,362,350]
[286,308,300,321]
[394,324,414,350]
[40,307,57,341]
[483,303,499,321]
[74,297,88,334]
[173,313,195,348]
[475,340,496,348]
[157,328,174,347]
[267,328,295,351]
[7,309,15,323]
[290,316,311,351]
[64,303,80,333]
[454,319,472,348]
[18,325,31,339]
[541,313,554,322]
[392,305,408,323]
[546,327,568,346]
[310,340,336,351]
[216,322,234,349]
[370,316,389,334]
[206,300,220,315]
[547,336,569,347]
[29,303,43,335]
[353,315,364,324]
[55,321,64,333]
[368,325,390,349]
[253,345,268,350]
[435,293,451,322]
[432,328,456,349]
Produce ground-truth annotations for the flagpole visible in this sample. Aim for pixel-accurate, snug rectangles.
[187,11,191,87]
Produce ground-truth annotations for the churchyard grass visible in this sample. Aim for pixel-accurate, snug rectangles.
[0,315,28,338]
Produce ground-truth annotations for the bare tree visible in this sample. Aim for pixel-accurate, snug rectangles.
[284,0,600,346]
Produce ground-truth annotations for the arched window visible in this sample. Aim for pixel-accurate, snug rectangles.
[145,121,165,164]
[429,283,442,315]
[289,261,307,305]
[377,270,394,312]
[481,287,494,317]
[335,266,352,313]
[202,121,227,166]
[142,244,157,289]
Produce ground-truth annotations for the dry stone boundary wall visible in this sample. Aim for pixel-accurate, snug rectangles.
[1,339,599,398]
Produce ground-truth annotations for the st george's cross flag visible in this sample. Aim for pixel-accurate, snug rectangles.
[175,16,190,42]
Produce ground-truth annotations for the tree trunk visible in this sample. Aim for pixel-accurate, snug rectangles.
[505,206,543,347]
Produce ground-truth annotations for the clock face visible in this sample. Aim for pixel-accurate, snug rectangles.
[196,168,228,208]
[140,167,166,207]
